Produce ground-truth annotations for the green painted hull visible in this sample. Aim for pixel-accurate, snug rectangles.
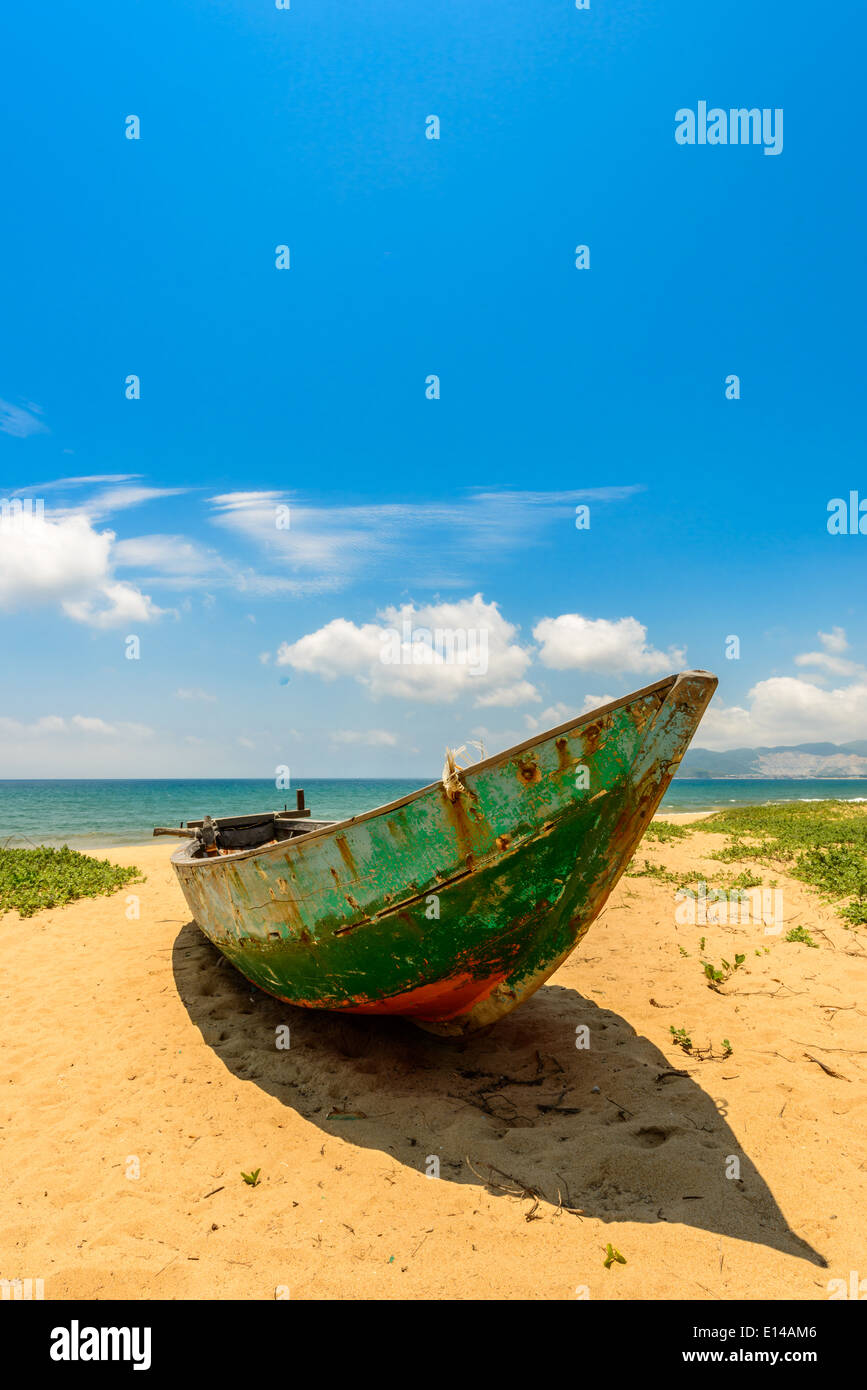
[171,671,716,1033]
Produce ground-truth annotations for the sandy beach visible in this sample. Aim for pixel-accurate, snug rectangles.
[2,824,864,1301]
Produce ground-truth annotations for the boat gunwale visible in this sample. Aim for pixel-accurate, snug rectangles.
[171,670,714,871]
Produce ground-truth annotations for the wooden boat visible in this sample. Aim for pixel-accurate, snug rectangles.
[161,671,716,1035]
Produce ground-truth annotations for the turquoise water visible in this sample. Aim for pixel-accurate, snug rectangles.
[1,777,867,849]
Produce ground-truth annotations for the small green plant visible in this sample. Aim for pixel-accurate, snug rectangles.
[701,954,745,990]
[677,945,690,957]
[699,936,706,952]
[603,1243,626,1269]
[241,1168,262,1187]
[670,1026,732,1061]
[785,926,818,948]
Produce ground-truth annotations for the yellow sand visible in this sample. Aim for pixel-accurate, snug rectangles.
[1,828,864,1300]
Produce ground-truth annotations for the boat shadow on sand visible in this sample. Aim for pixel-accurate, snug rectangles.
[172,920,825,1268]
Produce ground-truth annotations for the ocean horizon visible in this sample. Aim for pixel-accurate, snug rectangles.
[2,776,867,850]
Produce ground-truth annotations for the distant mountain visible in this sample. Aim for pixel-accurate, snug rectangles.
[677,741,867,779]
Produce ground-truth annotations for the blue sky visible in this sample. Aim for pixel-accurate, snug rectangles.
[1,1,864,776]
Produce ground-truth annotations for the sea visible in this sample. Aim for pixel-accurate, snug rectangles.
[1,777,867,850]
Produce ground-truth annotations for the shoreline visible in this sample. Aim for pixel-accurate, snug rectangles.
[6,809,720,855]
[3,780,867,853]
[43,813,720,855]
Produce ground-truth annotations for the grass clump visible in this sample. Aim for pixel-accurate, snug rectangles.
[644,819,690,844]
[709,839,778,864]
[0,845,141,919]
[726,869,764,890]
[785,925,819,948]
[690,802,867,927]
[625,859,682,884]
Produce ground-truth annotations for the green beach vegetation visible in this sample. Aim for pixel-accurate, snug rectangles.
[625,858,682,884]
[643,819,691,844]
[0,845,142,919]
[684,801,867,927]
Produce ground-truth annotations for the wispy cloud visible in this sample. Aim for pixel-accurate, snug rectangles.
[75,485,192,520]
[0,714,153,738]
[794,627,865,679]
[331,729,399,746]
[0,399,49,438]
[12,474,143,493]
[209,485,642,594]
[114,534,226,582]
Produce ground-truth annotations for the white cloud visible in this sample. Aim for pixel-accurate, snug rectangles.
[817,627,848,655]
[276,595,537,707]
[579,692,618,713]
[533,613,685,675]
[0,716,67,736]
[0,511,110,606]
[699,675,867,749]
[175,688,217,703]
[70,716,153,737]
[0,510,163,628]
[523,696,617,731]
[331,729,398,746]
[0,714,153,739]
[794,627,864,678]
[473,680,540,708]
[523,702,584,731]
[62,580,163,629]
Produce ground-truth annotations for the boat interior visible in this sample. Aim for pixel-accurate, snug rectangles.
[154,788,336,858]
[186,811,334,854]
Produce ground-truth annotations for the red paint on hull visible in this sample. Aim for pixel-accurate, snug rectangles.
[334,969,506,1021]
